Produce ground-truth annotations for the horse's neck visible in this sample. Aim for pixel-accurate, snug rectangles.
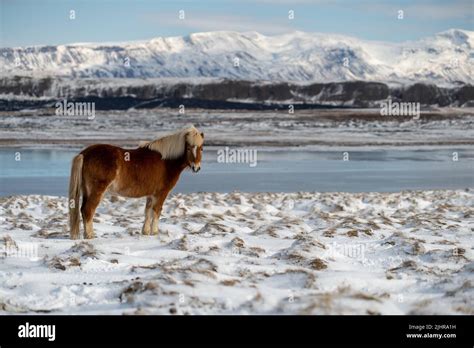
[164,155,188,178]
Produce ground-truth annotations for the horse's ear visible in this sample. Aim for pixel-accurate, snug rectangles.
[200,132,204,139]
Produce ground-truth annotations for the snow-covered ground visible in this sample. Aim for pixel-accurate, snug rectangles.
[0,190,472,315]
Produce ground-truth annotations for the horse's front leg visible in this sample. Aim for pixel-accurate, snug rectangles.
[141,196,153,235]
[151,193,167,235]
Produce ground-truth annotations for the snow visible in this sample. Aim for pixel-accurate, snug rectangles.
[0,29,472,85]
[0,190,472,314]
[0,108,472,149]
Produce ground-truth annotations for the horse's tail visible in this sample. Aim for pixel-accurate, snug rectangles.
[69,154,84,239]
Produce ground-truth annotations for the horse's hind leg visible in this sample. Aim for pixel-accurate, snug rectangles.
[141,197,153,235]
[81,183,107,239]
[151,193,167,235]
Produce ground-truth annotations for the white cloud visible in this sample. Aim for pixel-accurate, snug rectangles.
[352,0,472,20]
[145,13,296,35]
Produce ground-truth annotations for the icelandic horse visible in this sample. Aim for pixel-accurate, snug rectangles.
[68,126,204,239]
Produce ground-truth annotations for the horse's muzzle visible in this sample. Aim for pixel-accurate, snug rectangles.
[191,165,201,173]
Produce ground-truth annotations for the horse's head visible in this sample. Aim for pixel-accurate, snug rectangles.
[185,129,204,173]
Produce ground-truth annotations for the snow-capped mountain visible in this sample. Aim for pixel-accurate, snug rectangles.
[0,29,472,85]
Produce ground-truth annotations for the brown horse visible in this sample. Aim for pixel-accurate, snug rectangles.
[68,126,204,239]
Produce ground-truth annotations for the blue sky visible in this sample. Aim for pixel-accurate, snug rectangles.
[0,0,472,47]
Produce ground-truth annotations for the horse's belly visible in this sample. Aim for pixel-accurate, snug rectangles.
[107,179,152,198]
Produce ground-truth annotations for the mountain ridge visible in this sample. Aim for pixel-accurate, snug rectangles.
[0,29,472,85]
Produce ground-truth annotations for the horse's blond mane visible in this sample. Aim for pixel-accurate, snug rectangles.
[140,126,203,160]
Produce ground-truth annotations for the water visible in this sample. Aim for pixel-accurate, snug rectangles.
[0,148,472,196]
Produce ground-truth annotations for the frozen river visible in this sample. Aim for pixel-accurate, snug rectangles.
[0,148,472,196]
